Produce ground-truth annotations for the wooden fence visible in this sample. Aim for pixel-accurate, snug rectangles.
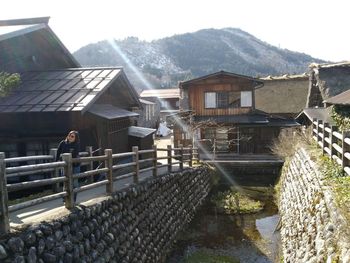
[312,118,350,176]
[0,145,199,235]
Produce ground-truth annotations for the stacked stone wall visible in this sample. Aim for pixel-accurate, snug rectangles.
[280,148,350,262]
[0,166,212,263]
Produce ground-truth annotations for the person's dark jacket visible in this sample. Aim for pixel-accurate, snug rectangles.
[56,140,80,167]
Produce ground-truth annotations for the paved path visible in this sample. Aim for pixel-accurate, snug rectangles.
[9,164,180,228]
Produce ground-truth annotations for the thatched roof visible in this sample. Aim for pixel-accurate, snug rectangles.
[260,73,308,81]
[256,74,309,115]
[309,61,350,100]
[309,61,350,69]
[324,89,350,106]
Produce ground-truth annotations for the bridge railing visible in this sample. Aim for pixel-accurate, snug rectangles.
[0,144,199,235]
[312,118,350,176]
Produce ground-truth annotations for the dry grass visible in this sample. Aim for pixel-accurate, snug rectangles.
[270,127,313,160]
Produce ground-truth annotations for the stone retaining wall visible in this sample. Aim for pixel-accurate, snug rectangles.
[0,166,212,263]
[279,148,350,262]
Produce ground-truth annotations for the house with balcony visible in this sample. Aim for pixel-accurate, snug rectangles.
[175,71,298,158]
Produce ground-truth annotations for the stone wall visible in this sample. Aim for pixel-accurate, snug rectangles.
[279,148,350,262]
[0,166,212,263]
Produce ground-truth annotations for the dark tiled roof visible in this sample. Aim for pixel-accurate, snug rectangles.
[194,114,298,127]
[324,89,350,105]
[0,68,122,113]
[194,114,268,124]
[0,24,80,72]
[296,107,334,124]
[180,71,263,87]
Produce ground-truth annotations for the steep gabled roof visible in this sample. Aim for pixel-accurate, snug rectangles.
[179,70,263,88]
[140,88,180,99]
[0,17,80,72]
[0,67,140,113]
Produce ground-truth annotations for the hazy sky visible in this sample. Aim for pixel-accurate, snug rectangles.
[2,0,350,62]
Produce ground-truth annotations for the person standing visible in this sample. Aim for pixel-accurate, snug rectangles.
[56,130,80,202]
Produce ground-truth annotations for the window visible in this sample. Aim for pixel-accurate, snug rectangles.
[228,92,241,107]
[204,91,252,108]
[217,92,228,108]
[160,100,170,109]
[241,91,252,107]
[205,92,216,108]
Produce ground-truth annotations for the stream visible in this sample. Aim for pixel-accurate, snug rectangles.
[166,185,281,263]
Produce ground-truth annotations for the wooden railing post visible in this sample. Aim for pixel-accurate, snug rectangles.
[189,145,193,167]
[86,146,94,183]
[50,148,60,192]
[167,145,172,173]
[317,119,322,145]
[62,153,74,209]
[330,125,338,157]
[179,144,184,171]
[213,138,216,160]
[132,146,139,184]
[322,122,329,155]
[312,118,317,141]
[196,145,200,161]
[105,149,113,194]
[153,145,157,177]
[0,152,10,235]
[342,131,350,173]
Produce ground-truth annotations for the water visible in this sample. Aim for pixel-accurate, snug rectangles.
[166,186,281,263]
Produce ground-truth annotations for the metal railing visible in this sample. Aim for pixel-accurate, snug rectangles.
[312,118,350,176]
[0,144,199,235]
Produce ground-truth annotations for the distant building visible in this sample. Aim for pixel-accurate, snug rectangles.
[136,99,158,128]
[140,88,180,123]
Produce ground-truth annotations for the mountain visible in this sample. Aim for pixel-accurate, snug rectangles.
[73,28,325,90]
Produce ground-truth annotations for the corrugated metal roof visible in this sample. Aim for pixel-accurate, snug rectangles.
[88,104,139,120]
[140,88,180,99]
[0,68,122,113]
[139,99,155,105]
[324,89,350,105]
[128,126,156,138]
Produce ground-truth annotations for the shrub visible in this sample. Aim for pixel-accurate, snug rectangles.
[0,72,21,97]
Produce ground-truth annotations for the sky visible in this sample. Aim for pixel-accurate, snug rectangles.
[2,0,350,62]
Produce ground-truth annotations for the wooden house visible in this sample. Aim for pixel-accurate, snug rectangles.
[0,68,144,157]
[257,73,309,118]
[140,88,180,123]
[0,18,153,157]
[176,71,298,157]
[0,17,80,72]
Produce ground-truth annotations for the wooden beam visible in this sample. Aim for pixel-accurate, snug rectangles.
[0,152,10,235]
[0,17,50,26]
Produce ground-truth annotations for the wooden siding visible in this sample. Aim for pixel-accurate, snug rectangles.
[188,83,253,116]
